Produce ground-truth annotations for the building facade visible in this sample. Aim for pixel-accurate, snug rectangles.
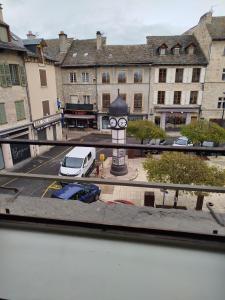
[185,12,225,125]
[0,5,32,169]
[23,33,62,155]
[45,31,207,132]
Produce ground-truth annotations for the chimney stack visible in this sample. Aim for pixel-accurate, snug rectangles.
[96,31,102,50]
[0,4,3,22]
[27,31,36,39]
[59,31,68,53]
[199,11,212,24]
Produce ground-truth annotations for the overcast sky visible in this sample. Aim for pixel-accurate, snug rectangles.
[2,0,225,44]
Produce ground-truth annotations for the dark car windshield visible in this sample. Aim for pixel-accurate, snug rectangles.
[62,157,83,168]
[175,139,187,145]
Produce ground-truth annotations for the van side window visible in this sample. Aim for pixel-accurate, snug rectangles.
[88,152,92,160]
[84,157,88,166]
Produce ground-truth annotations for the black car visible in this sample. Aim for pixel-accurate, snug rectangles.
[144,139,167,154]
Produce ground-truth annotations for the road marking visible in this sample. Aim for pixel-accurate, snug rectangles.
[1,146,73,187]
[41,180,57,198]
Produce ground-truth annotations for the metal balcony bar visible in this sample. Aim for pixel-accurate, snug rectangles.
[0,138,225,153]
[1,172,225,194]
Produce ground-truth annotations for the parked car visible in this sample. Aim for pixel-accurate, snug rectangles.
[144,139,167,154]
[172,136,193,147]
[51,183,101,203]
[59,147,96,177]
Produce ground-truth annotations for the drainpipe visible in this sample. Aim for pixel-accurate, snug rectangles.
[95,65,99,130]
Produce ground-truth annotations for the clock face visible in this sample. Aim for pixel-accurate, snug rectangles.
[109,117,117,128]
[118,118,127,128]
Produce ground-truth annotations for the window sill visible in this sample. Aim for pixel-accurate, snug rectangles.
[40,85,48,88]
[17,118,26,122]
[0,122,8,125]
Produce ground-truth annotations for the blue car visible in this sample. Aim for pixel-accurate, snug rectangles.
[51,183,101,203]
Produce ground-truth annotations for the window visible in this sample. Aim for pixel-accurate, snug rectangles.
[159,48,166,55]
[190,91,198,104]
[175,68,184,83]
[134,94,142,110]
[217,97,225,108]
[70,95,79,103]
[187,45,195,55]
[82,72,89,82]
[157,91,165,104]
[9,64,20,85]
[192,68,201,82]
[70,72,77,83]
[173,47,180,55]
[37,128,47,141]
[0,103,7,124]
[42,100,50,116]
[15,100,25,121]
[159,68,167,83]
[0,25,8,42]
[173,91,182,105]
[120,94,126,101]
[39,69,47,86]
[118,71,126,83]
[134,71,142,83]
[222,69,225,81]
[88,152,92,160]
[102,94,110,109]
[102,72,110,84]
[83,95,90,104]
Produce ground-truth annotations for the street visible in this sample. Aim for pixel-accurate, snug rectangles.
[0,133,176,199]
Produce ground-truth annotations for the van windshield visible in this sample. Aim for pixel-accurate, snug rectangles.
[62,157,83,168]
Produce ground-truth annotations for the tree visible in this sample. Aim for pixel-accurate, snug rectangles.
[143,152,225,208]
[127,120,166,144]
[181,120,225,145]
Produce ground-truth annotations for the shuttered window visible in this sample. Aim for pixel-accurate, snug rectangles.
[134,94,142,110]
[157,91,165,104]
[15,100,26,121]
[0,64,7,87]
[102,94,110,109]
[0,103,7,124]
[9,64,20,85]
[42,100,50,116]
[190,91,198,104]
[19,65,27,86]
[39,69,47,86]
[192,68,201,82]
[173,91,182,104]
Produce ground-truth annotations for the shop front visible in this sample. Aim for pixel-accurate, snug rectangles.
[0,124,32,169]
[33,113,62,155]
[64,104,97,129]
[154,106,200,131]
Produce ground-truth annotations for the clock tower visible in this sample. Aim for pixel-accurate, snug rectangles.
[109,93,128,176]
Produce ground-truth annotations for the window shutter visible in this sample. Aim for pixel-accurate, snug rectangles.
[19,65,27,86]
[181,91,186,105]
[0,103,7,124]
[186,91,190,105]
[4,64,12,87]
[165,91,172,105]
[15,101,25,121]
[198,91,203,105]
[153,91,158,104]
[200,68,205,83]
[0,64,7,87]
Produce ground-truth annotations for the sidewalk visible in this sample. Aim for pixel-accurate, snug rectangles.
[97,156,225,212]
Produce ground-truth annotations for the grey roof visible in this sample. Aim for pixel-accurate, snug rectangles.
[22,38,44,45]
[59,35,207,67]
[0,31,26,52]
[44,38,73,63]
[206,17,225,40]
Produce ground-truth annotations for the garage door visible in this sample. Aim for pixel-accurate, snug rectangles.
[10,134,31,165]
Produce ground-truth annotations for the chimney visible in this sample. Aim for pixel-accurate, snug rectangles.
[199,11,212,24]
[0,4,3,22]
[59,31,68,53]
[27,31,36,39]
[96,31,102,50]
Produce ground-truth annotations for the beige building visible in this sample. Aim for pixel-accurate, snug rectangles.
[185,12,225,124]
[0,5,32,169]
[22,33,62,155]
[45,31,207,132]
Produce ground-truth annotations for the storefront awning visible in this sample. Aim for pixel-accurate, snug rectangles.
[64,114,96,119]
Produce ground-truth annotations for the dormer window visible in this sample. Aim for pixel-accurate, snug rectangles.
[172,43,181,55]
[186,44,196,55]
[158,44,168,56]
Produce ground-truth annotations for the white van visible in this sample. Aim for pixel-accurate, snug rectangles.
[59,147,96,177]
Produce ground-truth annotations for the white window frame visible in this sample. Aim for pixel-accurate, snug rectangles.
[83,95,90,104]
[69,72,77,83]
[82,72,89,83]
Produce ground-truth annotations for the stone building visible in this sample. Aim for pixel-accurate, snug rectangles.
[46,31,207,131]
[0,5,32,169]
[185,12,225,125]
[22,32,62,155]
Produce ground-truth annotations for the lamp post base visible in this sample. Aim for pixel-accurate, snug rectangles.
[110,164,128,176]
